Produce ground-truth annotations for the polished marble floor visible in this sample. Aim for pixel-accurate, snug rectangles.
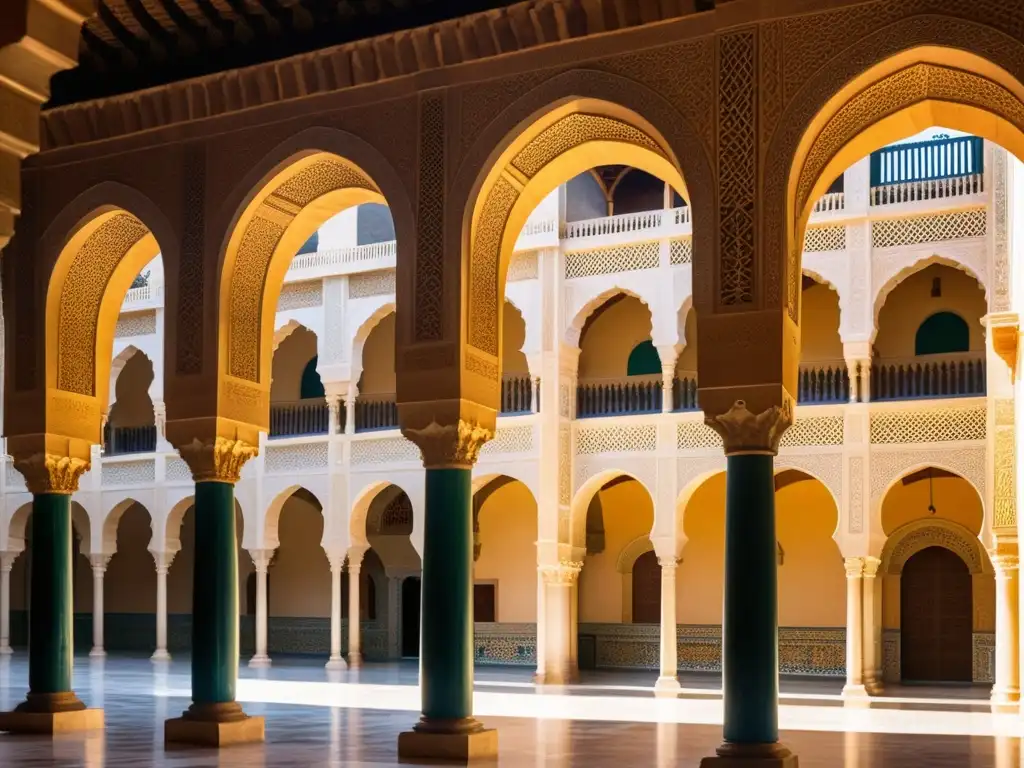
[0,654,1019,766]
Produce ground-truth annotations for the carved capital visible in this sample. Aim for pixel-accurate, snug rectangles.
[149,550,176,573]
[249,548,274,572]
[13,453,90,494]
[844,557,864,579]
[988,313,1020,380]
[705,399,792,455]
[0,551,20,572]
[176,436,258,483]
[89,553,111,572]
[347,544,369,569]
[658,556,679,569]
[401,419,494,469]
[540,560,582,586]
[861,556,881,579]
[993,554,1019,575]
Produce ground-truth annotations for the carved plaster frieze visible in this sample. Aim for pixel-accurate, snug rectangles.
[176,436,259,483]
[401,419,494,470]
[13,453,90,495]
[705,399,793,455]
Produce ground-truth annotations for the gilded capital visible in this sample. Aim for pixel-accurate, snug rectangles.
[705,399,792,455]
[14,453,90,494]
[177,436,258,483]
[401,418,493,469]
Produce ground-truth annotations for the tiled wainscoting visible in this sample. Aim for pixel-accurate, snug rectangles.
[882,629,994,683]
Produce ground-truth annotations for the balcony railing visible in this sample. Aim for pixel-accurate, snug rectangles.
[812,192,846,214]
[355,396,399,432]
[269,400,330,438]
[562,206,690,239]
[501,376,533,415]
[576,376,662,418]
[798,363,851,404]
[672,374,699,412]
[289,240,396,272]
[103,424,157,455]
[871,134,983,185]
[871,353,986,401]
[869,173,984,206]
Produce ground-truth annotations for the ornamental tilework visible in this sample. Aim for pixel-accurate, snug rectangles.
[115,311,157,338]
[101,459,155,486]
[265,442,329,474]
[277,281,323,310]
[474,623,536,666]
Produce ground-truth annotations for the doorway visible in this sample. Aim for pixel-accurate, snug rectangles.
[401,577,421,658]
[900,546,973,683]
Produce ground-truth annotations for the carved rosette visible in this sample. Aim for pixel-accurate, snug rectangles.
[14,453,90,495]
[177,436,258,483]
[705,399,793,456]
[401,419,494,469]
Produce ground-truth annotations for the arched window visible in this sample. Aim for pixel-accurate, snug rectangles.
[914,312,970,356]
[626,340,661,376]
[300,356,325,400]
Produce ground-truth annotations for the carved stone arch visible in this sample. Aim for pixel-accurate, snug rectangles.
[566,287,655,348]
[871,253,987,342]
[100,497,153,556]
[263,484,325,550]
[881,517,991,577]
[615,534,654,574]
[211,127,414,439]
[351,301,395,389]
[6,181,177,462]
[569,468,653,551]
[772,459,843,539]
[163,495,194,555]
[350,480,410,548]
[272,319,312,354]
[109,344,146,406]
[765,13,1024,327]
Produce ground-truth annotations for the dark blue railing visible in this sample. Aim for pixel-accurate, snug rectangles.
[872,355,986,401]
[355,397,399,433]
[672,376,700,412]
[798,365,850,404]
[103,424,157,455]
[500,376,533,415]
[577,378,662,418]
[870,135,983,187]
[269,400,330,438]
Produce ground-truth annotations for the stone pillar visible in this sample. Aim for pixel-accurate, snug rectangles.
[862,557,882,694]
[843,557,867,697]
[860,361,872,403]
[657,345,679,414]
[325,554,346,669]
[89,554,109,658]
[0,552,16,655]
[151,551,174,662]
[655,557,680,695]
[248,549,272,668]
[345,383,356,436]
[534,568,547,681]
[397,423,497,760]
[327,395,341,435]
[153,401,171,451]
[0,455,103,732]
[700,401,795,766]
[347,548,367,668]
[164,438,264,746]
[530,376,540,414]
[992,551,1020,707]
[537,561,580,685]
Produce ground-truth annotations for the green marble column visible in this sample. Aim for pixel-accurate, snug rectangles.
[20,492,84,713]
[185,480,242,720]
[416,467,477,730]
[721,453,779,746]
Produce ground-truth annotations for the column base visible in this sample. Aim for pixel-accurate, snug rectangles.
[347,652,362,669]
[864,678,883,696]
[248,654,272,669]
[0,693,103,734]
[398,717,498,763]
[654,676,681,697]
[151,649,171,662]
[89,648,106,659]
[841,683,868,698]
[532,669,578,686]
[165,702,265,747]
[700,742,798,768]
[325,656,347,670]
[990,687,1020,712]
[0,645,13,656]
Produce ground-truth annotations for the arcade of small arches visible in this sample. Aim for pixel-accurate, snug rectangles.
[6,6,1024,764]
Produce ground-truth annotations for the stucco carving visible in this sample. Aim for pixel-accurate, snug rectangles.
[869,446,986,505]
[14,453,90,495]
[176,437,258,483]
[706,399,793,455]
[414,94,444,344]
[883,518,988,576]
[58,213,149,395]
[401,419,494,469]
[848,456,865,534]
[775,452,843,506]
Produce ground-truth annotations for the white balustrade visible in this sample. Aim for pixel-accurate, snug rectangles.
[870,173,984,206]
[812,192,846,214]
[562,207,689,240]
[289,240,397,272]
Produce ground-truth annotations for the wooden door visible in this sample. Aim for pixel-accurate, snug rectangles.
[632,550,662,624]
[900,546,973,683]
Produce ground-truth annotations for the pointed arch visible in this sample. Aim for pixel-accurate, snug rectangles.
[263,485,325,550]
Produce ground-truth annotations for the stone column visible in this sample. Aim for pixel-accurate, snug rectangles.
[327,395,341,435]
[347,548,367,668]
[534,568,547,681]
[89,554,109,658]
[860,361,872,403]
[248,549,272,668]
[325,554,346,669]
[843,557,867,697]
[150,551,174,662]
[701,401,795,765]
[992,551,1020,707]
[655,557,680,695]
[537,561,580,684]
[164,438,264,746]
[657,345,679,414]
[530,376,540,414]
[344,383,356,436]
[862,557,882,694]
[0,455,103,732]
[0,552,16,655]
[397,423,497,760]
